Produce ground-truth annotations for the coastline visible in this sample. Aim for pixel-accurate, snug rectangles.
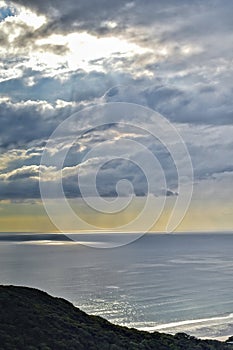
[0,285,233,350]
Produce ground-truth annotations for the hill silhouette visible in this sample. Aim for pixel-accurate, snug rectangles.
[0,285,232,350]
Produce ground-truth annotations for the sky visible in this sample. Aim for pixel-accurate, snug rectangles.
[0,0,233,233]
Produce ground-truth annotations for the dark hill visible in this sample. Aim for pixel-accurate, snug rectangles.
[0,285,232,350]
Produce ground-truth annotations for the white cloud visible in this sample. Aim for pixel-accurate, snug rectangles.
[0,165,40,181]
[55,99,77,109]
[1,97,54,112]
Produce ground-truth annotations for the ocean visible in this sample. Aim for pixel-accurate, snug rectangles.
[0,232,233,340]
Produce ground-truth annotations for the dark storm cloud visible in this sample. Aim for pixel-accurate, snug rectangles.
[0,119,179,200]
[10,0,205,34]
[0,101,55,148]
[0,176,40,200]
[0,68,123,149]
[104,83,233,125]
[12,0,127,31]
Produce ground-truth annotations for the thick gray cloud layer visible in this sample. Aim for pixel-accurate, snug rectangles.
[0,0,233,201]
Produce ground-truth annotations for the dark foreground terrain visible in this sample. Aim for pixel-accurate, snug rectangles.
[0,285,233,350]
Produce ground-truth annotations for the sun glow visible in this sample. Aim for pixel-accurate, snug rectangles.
[36,31,150,72]
[17,10,46,29]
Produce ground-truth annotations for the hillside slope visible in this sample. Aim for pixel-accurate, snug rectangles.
[0,285,232,350]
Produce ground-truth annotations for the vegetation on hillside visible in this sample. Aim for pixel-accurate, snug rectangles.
[0,285,232,350]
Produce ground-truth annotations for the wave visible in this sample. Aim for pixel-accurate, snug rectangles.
[138,313,233,332]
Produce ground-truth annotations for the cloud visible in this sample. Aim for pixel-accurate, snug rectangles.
[0,86,232,201]
[0,165,41,181]
[0,2,151,84]
[0,95,86,149]
[0,0,233,205]
[104,83,233,125]
[0,119,179,200]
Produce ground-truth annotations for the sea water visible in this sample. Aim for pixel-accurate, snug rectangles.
[0,233,233,339]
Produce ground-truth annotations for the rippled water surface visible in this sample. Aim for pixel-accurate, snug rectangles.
[1,233,233,339]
